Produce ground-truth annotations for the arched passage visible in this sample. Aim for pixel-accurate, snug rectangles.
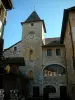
[43,64,66,76]
[43,85,56,99]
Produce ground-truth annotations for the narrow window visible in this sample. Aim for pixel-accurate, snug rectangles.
[29,50,33,60]
[56,48,61,56]
[47,49,52,56]
[30,50,33,55]
[31,23,34,26]
[44,70,48,76]
[14,47,17,51]
[33,86,39,96]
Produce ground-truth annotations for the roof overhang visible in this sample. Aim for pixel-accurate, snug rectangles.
[42,44,65,48]
[1,0,13,10]
[60,6,75,44]
[1,57,25,66]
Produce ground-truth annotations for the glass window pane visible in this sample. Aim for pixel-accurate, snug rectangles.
[56,49,60,56]
[47,49,52,56]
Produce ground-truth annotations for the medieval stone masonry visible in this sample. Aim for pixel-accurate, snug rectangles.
[3,6,75,100]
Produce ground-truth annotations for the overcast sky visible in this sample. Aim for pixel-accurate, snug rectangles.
[3,0,75,49]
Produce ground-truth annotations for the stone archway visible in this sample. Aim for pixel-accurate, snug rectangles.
[43,85,56,100]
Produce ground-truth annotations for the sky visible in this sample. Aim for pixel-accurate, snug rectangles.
[3,0,75,49]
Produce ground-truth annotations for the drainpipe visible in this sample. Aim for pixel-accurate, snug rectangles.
[1,18,6,39]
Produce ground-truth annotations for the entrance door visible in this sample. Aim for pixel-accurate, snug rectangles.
[60,86,67,99]
[33,86,39,97]
[43,85,56,100]
[0,67,4,89]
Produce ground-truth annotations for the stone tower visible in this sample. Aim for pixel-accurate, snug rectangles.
[21,11,46,96]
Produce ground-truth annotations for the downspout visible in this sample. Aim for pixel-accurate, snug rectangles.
[1,19,6,39]
[0,19,6,56]
[1,24,4,39]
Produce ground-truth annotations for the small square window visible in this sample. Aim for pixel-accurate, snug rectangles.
[31,23,34,26]
[30,50,33,55]
[47,49,52,56]
[14,47,17,51]
[56,49,60,56]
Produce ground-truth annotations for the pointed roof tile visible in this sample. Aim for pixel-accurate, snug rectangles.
[25,11,41,22]
[21,11,46,33]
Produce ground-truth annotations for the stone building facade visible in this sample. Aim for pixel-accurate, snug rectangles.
[0,0,13,56]
[0,0,13,94]
[3,6,75,99]
[60,7,75,100]
[4,41,22,57]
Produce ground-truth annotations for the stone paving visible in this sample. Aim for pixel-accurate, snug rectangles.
[26,97,71,100]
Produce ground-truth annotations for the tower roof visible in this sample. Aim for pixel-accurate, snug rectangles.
[25,11,41,22]
[21,11,46,33]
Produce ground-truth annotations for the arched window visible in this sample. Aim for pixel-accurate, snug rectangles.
[43,85,56,93]
[43,64,66,76]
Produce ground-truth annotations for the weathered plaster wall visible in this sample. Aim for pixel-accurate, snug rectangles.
[3,41,22,57]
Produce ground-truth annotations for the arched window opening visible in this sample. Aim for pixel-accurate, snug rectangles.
[43,64,66,76]
[44,85,56,93]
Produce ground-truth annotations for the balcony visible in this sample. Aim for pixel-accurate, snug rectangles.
[43,75,67,85]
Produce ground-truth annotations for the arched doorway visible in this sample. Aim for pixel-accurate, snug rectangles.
[60,86,67,99]
[43,85,56,100]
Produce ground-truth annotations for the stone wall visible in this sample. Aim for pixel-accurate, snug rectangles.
[43,75,67,98]
[42,46,66,67]
[42,46,67,98]
[63,12,75,99]
[3,41,22,57]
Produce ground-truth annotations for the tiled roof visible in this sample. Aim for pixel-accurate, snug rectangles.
[1,0,13,9]
[4,37,64,51]
[43,37,65,47]
[67,6,75,11]
[4,40,21,52]
[5,57,25,66]
[45,37,60,44]
[21,11,46,33]
[25,11,41,22]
